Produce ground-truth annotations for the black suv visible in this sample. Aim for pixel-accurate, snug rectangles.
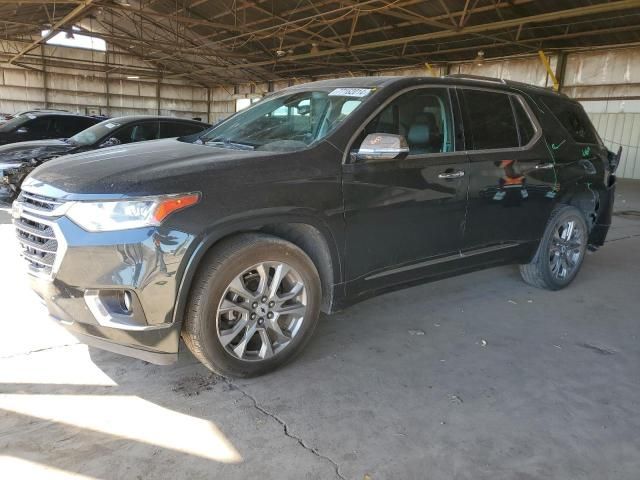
[0,112,99,146]
[0,116,210,200]
[13,76,618,377]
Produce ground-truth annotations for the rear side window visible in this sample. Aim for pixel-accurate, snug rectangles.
[50,116,80,137]
[512,99,536,146]
[462,89,519,150]
[160,122,205,138]
[544,99,598,144]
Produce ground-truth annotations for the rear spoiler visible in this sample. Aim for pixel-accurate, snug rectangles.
[607,146,622,173]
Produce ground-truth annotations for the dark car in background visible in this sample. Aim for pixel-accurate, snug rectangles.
[1,116,209,200]
[13,76,618,377]
[0,112,99,146]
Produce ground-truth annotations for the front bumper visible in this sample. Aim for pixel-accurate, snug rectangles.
[15,199,195,365]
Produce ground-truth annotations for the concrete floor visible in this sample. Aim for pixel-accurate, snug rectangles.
[1,180,639,480]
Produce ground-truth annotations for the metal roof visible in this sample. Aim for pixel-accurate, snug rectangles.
[1,0,640,86]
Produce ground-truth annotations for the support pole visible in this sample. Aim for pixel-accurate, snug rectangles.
[538,50,559,91]
[41,45,49,108]
[206,87,211,124]
[156,77,161,115]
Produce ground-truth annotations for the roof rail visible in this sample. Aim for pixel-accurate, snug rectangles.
[445,74,506,84]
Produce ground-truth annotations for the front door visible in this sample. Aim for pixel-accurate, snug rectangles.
[342,86,469,293]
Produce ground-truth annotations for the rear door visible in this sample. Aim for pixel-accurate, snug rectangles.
[459,87,557,253]
[343,86,469,290]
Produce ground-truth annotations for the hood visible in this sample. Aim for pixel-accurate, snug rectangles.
[28,138,277,196]
[0,139,74,163]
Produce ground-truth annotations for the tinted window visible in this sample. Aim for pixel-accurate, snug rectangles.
[463,90,519,150]
[358,87,455,155]
[109,122,159,144]
[512,98,536,146]
[23,117,52,134]
[543,99,598,144]
[160,122,205,138]
[50,116,80,137]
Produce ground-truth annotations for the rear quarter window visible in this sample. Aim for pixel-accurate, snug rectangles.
[543,98,598,144]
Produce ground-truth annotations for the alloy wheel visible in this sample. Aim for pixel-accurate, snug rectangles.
[548,217,585,280]
[216,261,307,361]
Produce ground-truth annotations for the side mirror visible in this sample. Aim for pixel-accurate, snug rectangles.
[355,133,409,162]
[99,137,120,148]
[16,127,28,134]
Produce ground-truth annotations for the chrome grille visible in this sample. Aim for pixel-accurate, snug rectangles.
[19,191,64,213]
[14,215,59,276]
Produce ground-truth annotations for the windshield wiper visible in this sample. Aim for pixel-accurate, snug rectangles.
[203,137,255,150]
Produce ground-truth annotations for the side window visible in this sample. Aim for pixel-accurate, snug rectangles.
[463,89,519,150]
[50,117,76,137]
[21,117,51,133]
[357,88,454,155]
[160,122,204,138]
[108,122,159,145]
[543,99,598,144]
[77,117,97,131]
[512,98,536,146]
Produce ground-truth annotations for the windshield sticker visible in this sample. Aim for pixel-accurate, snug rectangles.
[103,122,120,129]
[328,88,372,97]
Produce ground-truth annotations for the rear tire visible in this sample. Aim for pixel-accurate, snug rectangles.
[182,233,321,377]
[519,206,588,290]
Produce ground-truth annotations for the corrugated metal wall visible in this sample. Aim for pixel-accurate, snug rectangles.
[587,112,640,179]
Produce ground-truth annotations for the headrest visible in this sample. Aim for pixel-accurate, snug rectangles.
[407,123,430,146]
[415,112,437,129]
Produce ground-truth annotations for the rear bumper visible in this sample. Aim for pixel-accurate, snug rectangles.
[588,175,616,247]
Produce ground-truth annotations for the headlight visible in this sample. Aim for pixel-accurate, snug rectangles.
[65,193,200,232]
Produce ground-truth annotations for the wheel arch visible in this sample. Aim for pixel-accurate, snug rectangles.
[556,181,602,233]
[171,212,343,329]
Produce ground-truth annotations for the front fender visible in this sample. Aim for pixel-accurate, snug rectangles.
[170,208,344,327]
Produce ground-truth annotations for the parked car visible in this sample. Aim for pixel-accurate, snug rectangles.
[0,109,70,125]
[0,116,209,201]
[13,76,618,377]
[0,112,99,146]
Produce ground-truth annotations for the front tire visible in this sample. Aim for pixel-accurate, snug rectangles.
[520,206,588,290]
[182,234,321,377]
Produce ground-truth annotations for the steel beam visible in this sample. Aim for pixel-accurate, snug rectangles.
[218,0,640,70]
[8,0,96,65]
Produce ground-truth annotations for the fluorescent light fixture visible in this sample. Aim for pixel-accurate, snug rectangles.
[126,76,140,79]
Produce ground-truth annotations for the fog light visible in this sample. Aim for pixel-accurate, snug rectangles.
[120,290,133,314]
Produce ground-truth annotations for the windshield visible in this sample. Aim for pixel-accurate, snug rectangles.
[0,116,30,133]
[69,119,123,146]
[199,87,375,152]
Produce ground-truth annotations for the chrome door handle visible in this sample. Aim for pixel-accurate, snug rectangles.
[438,170,465,179]
[535,163,555,170]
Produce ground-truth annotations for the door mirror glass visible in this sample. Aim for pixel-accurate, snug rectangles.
[99,137,121,148]
[356,133,409,162]
[16,127,28,134]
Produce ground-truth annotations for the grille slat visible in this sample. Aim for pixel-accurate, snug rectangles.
[14,211,61,277]
[20,191,64,212]
[14,217,56,239]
